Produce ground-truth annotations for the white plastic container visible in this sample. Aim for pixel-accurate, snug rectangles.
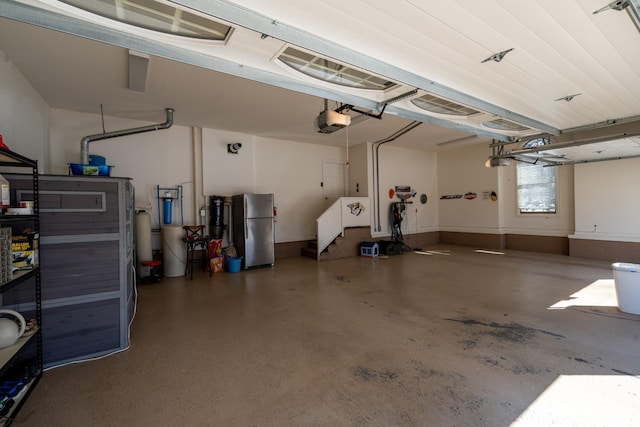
[162,225,186,277]
[612,262,640,315]
[0,173,9,209]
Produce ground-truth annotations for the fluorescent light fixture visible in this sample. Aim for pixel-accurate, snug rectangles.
[128,50,150,92]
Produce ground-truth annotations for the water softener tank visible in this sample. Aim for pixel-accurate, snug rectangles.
[210,196,224,239]
[135,211,153,271]
[163,192,173,224]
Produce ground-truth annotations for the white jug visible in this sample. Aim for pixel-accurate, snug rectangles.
[0,309,26,349]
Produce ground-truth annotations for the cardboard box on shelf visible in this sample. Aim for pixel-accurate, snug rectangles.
[12,232,38,271]
[0,227,12,283]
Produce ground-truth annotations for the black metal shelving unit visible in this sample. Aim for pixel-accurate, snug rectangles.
[0,147,42,426]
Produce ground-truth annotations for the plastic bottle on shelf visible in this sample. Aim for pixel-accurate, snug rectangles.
[0,134,8,150]
[0,174,9,210]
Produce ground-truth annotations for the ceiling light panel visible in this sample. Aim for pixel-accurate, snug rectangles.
[411,94,480,116]
[278,47,397,91]
[167,0,560,135]
[482,118,530,132]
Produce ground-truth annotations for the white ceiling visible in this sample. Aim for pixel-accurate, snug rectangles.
[0,0,639,157]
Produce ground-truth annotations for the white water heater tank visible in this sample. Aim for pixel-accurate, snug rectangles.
[135,211,153,272]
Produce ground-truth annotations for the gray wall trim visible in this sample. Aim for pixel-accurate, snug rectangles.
[42,292,121,309]
[41,233,119,245]
[17,190,107,212]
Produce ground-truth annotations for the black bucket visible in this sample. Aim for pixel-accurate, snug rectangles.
[210,196,224,239]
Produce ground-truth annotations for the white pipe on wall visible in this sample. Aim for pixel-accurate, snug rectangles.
[80,108,174,165]
[192,126,204,226]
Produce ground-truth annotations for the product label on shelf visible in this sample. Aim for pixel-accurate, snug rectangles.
[11,232,39,271]
[0,184,9,209]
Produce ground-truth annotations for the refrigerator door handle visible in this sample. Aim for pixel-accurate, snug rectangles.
[244,197,248,237]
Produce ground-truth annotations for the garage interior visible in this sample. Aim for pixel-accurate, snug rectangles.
[1,0,640,425]
[13,249,640,426]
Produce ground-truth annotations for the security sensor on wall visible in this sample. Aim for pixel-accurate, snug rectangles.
[227,143,242,154]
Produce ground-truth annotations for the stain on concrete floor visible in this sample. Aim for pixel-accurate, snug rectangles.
[445,318,565,342]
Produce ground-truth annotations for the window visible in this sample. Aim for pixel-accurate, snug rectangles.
[278,47,397,90]
[517,162,557,213]
[60,0,232,40]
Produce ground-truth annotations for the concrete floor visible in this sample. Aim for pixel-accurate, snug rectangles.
[11,244,640,426]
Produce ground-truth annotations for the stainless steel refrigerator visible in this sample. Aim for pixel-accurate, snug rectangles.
[231,193,275,269]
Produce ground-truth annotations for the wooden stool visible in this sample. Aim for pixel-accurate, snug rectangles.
[182,225,211,280]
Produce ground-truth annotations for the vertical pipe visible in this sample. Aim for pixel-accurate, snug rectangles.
[192,127,204,226]
[371,121,422,232]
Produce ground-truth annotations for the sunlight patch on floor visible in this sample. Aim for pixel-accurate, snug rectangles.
[549,279,617,309]
[511,374,640,426]
[415,250,451,256]
[475,249,505,255]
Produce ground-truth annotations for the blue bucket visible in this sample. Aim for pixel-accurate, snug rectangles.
[68,163,113,176]
[226,257,242,273]
[88,155,106,166]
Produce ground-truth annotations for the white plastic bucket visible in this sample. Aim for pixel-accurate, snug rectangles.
[612,262,640,315]
[162,226,186,277]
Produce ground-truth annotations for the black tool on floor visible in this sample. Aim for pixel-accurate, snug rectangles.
[389,201,415,252]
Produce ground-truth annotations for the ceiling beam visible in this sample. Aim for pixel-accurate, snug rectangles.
[0,1,525,141]
[629,0,640,30]
[489,120,640,162]
[169,0,560,136]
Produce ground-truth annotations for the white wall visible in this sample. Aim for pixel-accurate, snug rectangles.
[203,130,346,242]
[438,144,501,233]
[50,109,194,229]
[438,143,575,237]
[49,110,346,244]
[202,128,256,196]
[347,143,369,197]
[256,137,346,242]
[0,50,49,169]
[502,160,574,237]
[0,46,587,247]
[572,157,640,242]
[373,144,438,237]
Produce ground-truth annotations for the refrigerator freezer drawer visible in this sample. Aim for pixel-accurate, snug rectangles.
[244,217,275,268]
